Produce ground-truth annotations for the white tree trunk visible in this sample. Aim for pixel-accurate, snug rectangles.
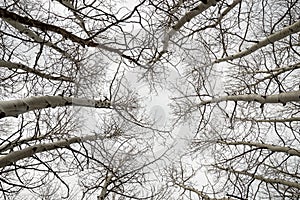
[0,95,111,119]
[237,117,300,123]
[199,90,300,105]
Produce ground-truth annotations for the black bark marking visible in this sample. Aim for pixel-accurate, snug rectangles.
[278,99,286,106]
[190,7,198,11]
[32,147,38,152]
[0,112,6,118]
[104,101,111,108]
[65,101,72,106]
[46,103,51,108]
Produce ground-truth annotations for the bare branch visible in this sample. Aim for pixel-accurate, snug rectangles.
[215,165,300,190]
[0,60,74,82]
[216,140,300,157]
[213,20,300,64]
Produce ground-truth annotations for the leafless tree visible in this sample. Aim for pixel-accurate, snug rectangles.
[1,0,300,199]
[0,0,168,199]
[166,0,300,199]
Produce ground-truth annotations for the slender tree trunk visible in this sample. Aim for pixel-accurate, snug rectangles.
[0,96,111,119]
[199,90,300,105]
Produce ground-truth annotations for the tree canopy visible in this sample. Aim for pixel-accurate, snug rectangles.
[0,0,300,199]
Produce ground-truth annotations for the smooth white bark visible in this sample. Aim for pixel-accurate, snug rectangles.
[199,90,300,105]
[0,96,111,119]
